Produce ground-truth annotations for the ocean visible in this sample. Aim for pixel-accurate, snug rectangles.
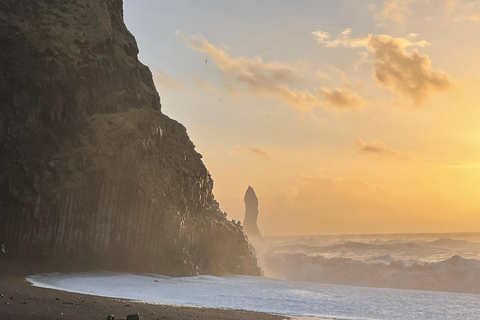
[28,232,480,320]
[261,232,480,294]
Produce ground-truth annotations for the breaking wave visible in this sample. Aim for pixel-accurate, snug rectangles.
[263,253,480,294]
[261,233,480,294]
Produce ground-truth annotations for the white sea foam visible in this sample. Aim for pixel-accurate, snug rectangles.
[27,233,480,319]
[27,271,480,320]
[260,233,480,294]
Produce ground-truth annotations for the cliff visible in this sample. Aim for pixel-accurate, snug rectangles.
[243,186,263,243]
[0,0,261,276]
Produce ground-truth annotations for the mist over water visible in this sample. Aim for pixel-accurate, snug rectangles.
[260,232,480,294]
[27,232,480,319]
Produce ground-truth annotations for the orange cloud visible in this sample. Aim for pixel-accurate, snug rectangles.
[368,34,454,106]
[312,28,430,49]
[313,29,454,105]
[354,139,405,159]
[235,146,272,161]
[445,0,480,22]
[429,159,480,169]
[153,67,182,90]
[376,0,418,23]
[177,31,364,112]
[375,0,480,23]
[317,70,329,79]
[312,28,369,48]
[249,148,272,161]
[318,88,365,110]
[193,73,221,96]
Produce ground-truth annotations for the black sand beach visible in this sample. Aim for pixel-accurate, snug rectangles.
[0,260,285,320]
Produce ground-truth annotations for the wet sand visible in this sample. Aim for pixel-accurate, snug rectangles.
[0,259,286,320]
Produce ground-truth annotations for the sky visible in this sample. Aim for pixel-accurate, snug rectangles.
[124,0,480,236]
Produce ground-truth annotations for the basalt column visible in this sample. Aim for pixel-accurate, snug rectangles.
[0,0,261,276]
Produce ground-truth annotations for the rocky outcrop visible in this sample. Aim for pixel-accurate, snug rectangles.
[243,186,263,243]
[0,0,261,276]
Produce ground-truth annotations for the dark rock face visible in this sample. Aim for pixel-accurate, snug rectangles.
[0,0,261,276]
[243,186,263,242]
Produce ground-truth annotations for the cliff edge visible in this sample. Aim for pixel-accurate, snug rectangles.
[0,0,261,276]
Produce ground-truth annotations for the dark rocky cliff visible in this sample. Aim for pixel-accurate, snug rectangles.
[0,0,261,276]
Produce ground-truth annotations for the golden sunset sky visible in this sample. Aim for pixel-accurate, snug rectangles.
[124,0,480,235]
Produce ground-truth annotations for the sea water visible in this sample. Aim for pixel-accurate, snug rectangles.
[27,232,480,320]
[262,232,480,294]
[28,271,480,320]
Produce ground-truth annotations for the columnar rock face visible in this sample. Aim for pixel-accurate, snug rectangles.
[0,0,261,276]
[243,186,263,243]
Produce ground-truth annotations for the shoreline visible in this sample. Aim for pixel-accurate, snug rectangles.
[0,259,287,320]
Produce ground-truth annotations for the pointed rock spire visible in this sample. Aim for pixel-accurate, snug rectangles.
[243,186,263,242]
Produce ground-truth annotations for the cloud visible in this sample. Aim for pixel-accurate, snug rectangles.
[429,159,480,169]
[354,51,372,70]
[313,29,454,105]
[312,28,369,48]
[235,146,271,161]
[193,74,221,96]
[353,139,405,159]
[153,67,182,90]
[318,88,365,109]
[177,31,364,112]
[317,70,329,79]
[376,0,418,23]
[176,31,304,86]
[375,0,480,23]
[445,0,480,22]
[368,34,454,105]
[249,148,272,161]
[257,86,325,112]
[312,28,430,49]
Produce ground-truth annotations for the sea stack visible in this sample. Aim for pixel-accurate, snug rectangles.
[243,186,264,243]
[0,0,260,277]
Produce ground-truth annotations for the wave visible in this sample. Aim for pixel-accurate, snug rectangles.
[272,238,480,251]
[426,238,480,248]
[261,252,480,294]
[267,236,480,263]
[269,240,451,262]
[271,240,423,252]
[322,240,423,251]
